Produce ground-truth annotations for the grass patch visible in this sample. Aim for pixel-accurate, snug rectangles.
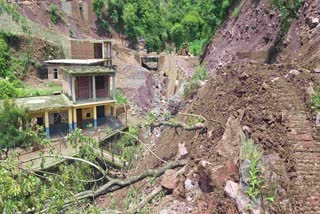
[183,63,207,97]
[311,86,320,112]
[189,39,206,56]
[16,82,62,97]
[49,4,63,24]
[241,139,263,199]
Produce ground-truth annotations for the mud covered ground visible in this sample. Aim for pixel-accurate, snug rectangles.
[102,62,319,213]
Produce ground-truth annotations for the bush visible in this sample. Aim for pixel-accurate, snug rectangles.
[189,39,206,56]
[0,100,39,151]
[0,79,18,99]
[311,87,320,112]
[0,38,10,78]
[192,64,208,81]
[49,4,62,24]
[241,139,263,199]
[233,7,240,18]
[183,80,201,97]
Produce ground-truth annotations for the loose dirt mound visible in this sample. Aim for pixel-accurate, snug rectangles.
[203,0,280,74]
[279,0,320,71]
[133,62,318,213]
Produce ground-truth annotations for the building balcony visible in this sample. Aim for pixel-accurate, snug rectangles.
[74,96,115,106]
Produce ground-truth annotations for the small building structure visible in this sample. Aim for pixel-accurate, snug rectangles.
[0,39,125,139]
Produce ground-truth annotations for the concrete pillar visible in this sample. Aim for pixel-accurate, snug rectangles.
[72,76,76,103]
[93,106,97,128]
[92,75,96,100]
[68,108,73,131]
[44,111,50,138]
[73,108,77,130]
[112,74,116,99]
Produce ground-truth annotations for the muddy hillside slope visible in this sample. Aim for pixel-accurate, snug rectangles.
[138,62,320,213]
[279,0,320,71]
[203,0,281,74]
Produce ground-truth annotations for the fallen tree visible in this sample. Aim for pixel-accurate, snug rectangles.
[64,160,186,206]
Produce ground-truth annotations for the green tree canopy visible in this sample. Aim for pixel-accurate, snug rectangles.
[171,23,185,51]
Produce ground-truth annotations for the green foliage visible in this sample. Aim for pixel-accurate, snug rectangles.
[115,90,128,104]
[0,38,10,78]
[189,39,206,56]
[0,100,48,152]
[0,129,101,213]
[183,63,207,96]
[181,10,204,42]
[0,1,29,33]
[183,80,201,97]
[241,139,263,199]
[16,82,62,98]
[310,87,320,112]
[0,79,18,99]
[271,0,304,32]
[171,23,185,51]
[233,7,240,18]
[115,126,142,168]
[92,0,110,33]
[192,64,208,81]
[49,4,62,24]
[97,0,234,53]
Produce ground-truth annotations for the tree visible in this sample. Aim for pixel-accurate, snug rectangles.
[181,10,204,42]
[170,23,185,51]
[0,100,46,152]
[0,79,18,99]
[0,38,10,78]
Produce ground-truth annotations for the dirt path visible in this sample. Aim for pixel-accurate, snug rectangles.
[285,105,320,213]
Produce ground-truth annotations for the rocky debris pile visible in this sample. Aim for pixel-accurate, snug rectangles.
[203,0,280,74]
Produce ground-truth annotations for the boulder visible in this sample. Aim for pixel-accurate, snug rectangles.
[176,142,188,160]
[225,181,261,214]
[161,169,179,190]
[210,160,238,187]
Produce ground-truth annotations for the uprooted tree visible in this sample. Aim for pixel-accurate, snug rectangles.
[0,128,187,213]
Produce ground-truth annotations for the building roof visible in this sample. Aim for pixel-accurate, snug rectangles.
[0,94,72,112]
[44,59,107,65]
[61,66,116,76]
[70,38,112,43]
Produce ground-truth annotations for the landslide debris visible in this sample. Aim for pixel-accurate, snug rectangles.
[133,62,318,213]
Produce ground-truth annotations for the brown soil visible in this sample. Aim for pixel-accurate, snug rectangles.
[203,0,281,74]
[112,62,318,213]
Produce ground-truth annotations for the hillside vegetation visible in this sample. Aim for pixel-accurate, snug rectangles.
[93,0,234,54]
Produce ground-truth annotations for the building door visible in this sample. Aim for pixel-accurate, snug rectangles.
[77,109,83,128]
[94,43,103,59]
[37,117,44,126]
[75,78,79,99]
[97,106,105,118]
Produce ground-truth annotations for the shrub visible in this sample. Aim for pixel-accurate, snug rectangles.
[233,7,240,18]
[183,80,201,97]
[0,38,10,78]
[192,64,208,81]
[189,39,206,56]
[115,90,127,104]
[241,139,263,199]
[311,87,320,112]
[0,79,18,99]
[49,4,62,24]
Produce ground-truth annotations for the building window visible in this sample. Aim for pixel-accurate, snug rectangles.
[53,68,58,79]
[86,113,91,118]
[96,76,104,89]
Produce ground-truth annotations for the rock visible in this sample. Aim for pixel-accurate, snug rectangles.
[225,180,261,214]
[285,69,300,78]
[210,160,238,187]
[240,160,251,191]
[313,68,320,73]
[200,160,212,168]
[306,16,320,29]
[184,178,195,191]
[176,142,188,160]
[161,170,179,190]
[317,113,320,127]
[215,112,246,163]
